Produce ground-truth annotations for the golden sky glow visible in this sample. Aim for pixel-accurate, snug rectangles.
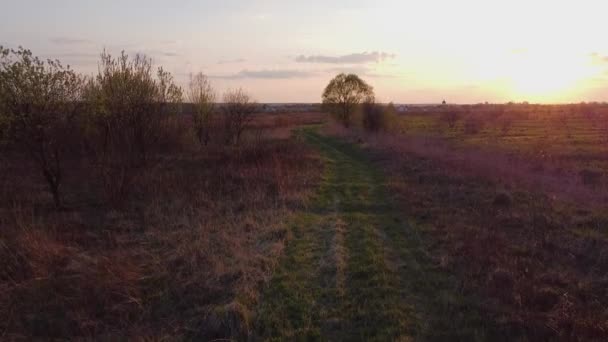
[2,0,608,103]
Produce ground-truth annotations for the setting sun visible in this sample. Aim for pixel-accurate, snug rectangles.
[3,0,608,103]
[503,50,600,102]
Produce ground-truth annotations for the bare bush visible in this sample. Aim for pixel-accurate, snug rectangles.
[188,72,215,146]
[222,88,257,145]
[0,46,82,208]
[362,102,398,133]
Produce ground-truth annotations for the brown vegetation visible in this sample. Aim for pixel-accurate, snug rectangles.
[361,102,398,133]
[0,46,83,208]
[0,47,324,339]
[0,115,323,339]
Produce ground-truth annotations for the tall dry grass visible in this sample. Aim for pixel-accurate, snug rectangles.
[0,114,323,339]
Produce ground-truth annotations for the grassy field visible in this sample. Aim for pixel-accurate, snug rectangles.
[401,105,608,177]
[0,113,324,339]
[256,129,501,341]
[3,106,608,340]
[322,103,608,340]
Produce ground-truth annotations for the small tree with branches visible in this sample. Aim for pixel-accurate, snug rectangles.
[188,72,216,146]
[222,88,257,145]
[0,46,82,208]
[322,73,374,127]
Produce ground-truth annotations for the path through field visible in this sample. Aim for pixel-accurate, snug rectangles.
[255,129,499,341]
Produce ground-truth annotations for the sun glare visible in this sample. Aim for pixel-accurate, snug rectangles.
[505,51,599,102]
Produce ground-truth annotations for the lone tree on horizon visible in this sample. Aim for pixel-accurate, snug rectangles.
[322,73,374,127]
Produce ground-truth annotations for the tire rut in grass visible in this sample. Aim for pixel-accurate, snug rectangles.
[255,129,500,341]
[256,130,413,341]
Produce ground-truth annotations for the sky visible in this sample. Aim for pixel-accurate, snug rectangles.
[2,0,608,103]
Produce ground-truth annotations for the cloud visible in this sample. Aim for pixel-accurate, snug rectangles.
[295,51,396,64]
[218,58,247,65]
[327,66,372,74]
[326,66,400,79]
[213,69,316,79]
[50,37,93,45]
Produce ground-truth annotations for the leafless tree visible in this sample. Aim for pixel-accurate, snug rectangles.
[322,73,374,127]
[188,72,216,146]
[222,88,257,145]
[0,46,82,208]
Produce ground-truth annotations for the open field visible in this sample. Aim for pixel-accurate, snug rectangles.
[323,103,608,340]
[400,104,608,182]
[3,105,608,340]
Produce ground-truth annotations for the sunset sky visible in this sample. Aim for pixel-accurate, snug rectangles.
[2,0,608,103]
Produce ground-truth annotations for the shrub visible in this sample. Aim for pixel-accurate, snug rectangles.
[362,102,398,133]
[0,46,83,208]
[83,51,183,201]
[188,72,216,146]
[222,88,258,145]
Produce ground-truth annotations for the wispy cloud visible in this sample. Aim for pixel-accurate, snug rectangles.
[213,69,316,79]
[326,66,400,79]
[295,51,396,64]
[50,37,93,45]
[218,58,247,65]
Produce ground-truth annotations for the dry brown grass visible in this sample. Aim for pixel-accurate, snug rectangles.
[0,113,323,339]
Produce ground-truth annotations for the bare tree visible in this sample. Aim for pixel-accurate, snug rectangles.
[188,72,216,146]
[322,73,374,127]
[0,46,82,208]
[222,88,257,145]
